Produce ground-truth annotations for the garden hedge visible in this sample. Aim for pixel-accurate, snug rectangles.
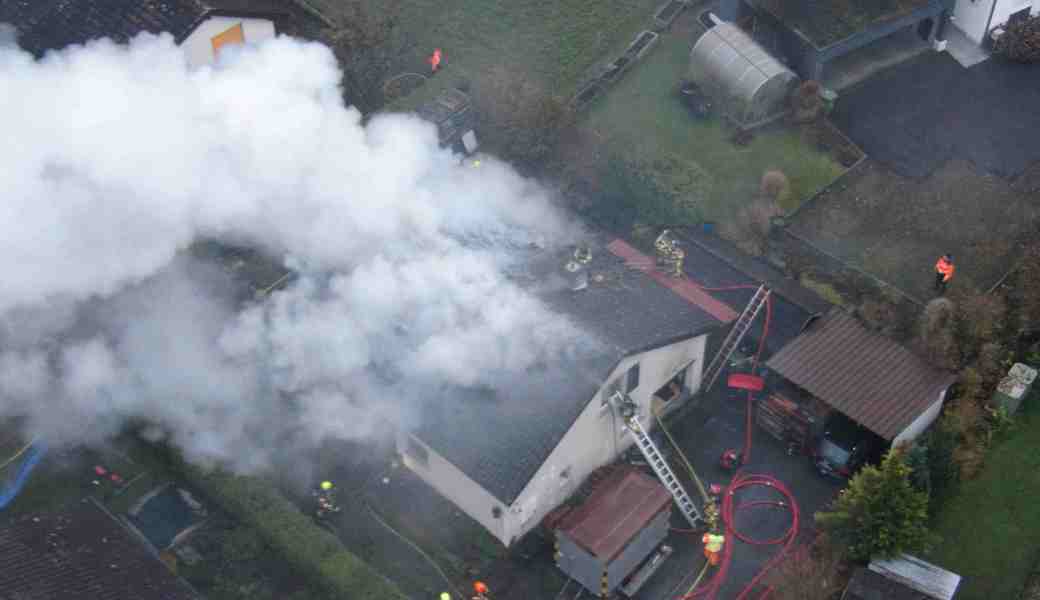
[173,459,406,600]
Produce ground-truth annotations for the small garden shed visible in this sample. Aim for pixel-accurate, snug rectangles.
[689,17,798,126]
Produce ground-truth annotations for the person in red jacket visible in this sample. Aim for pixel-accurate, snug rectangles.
[934,254,955,294]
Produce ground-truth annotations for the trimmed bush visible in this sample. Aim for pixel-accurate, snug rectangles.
[174,461,406,600]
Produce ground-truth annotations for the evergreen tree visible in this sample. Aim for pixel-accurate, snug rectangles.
[815,449,933,561]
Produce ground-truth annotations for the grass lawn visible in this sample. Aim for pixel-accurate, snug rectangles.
[928,394,1040,599]
[578,15,843,226]
[352,0,661,97]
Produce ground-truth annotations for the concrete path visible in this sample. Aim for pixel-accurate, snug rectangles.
[943,26,991,68]
[823,28,931,92]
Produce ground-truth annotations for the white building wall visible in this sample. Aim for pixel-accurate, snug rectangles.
[503,334,708,545]
[397,433,510,543]
[180,16,276,68]
[990,0,1036,31]
[892,389,949,447]
[953,0,1035,44]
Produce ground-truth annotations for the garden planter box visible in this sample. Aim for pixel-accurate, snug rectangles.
[654,0,688,31]
[625,31,659,61]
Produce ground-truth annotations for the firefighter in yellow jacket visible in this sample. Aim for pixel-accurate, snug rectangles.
[702,532,725,567]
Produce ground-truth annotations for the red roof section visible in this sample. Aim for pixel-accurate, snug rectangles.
[766,309,957,440]
[606,239,739,322]
[558,469,673,561]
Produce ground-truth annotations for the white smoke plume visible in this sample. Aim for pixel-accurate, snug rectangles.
[0,32,591,471]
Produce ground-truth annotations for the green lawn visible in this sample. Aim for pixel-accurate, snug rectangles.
[580,18,843,225]
[352,0,661,96]
[928,395,1040,599]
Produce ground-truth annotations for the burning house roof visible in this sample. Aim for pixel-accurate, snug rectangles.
[413,232,729,504]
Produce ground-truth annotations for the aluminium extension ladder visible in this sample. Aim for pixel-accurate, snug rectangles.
[700,284,771,394]
[626,414,701,527]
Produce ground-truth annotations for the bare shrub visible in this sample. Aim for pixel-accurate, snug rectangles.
[766,538,848,600]
[976,342,1009,388]
[721,198,781,256]
[947,391,987,480]
[760,170,791,205]
[858,299,898,334]
[993,14,1040,63]
[915,298,960,369]
[954,290,1007,360]
[1012,243,1040,333]
[475,65,573,167]
[791,80,823,123]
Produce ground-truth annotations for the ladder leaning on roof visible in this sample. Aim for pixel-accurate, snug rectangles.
[700,284,771,394]
[612,390,702,528]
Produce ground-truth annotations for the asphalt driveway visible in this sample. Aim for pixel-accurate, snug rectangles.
[832,51,1040,179]
[634,379,842,600]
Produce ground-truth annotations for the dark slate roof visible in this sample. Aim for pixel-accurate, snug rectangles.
[767,308,956,440]
[0,499,199,600]
[1,0,294,57]
[745,0,935,48]
[414,235,725,504]
[671,228,830,357]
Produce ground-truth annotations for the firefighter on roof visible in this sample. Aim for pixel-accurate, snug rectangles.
[314,480,341,517]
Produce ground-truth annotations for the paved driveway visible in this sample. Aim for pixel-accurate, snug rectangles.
[634,381,842,600]
[832,51,1040,179]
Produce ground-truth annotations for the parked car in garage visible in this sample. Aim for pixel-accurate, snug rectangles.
[811,412,885,479]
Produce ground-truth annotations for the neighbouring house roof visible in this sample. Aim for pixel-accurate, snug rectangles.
[413,234,727,505]
[557,469,672,562]
[766,308,956,440]
[846,554,961,600]
[745,0,935,49]
[0,499,199,600]
[0,0,295,57]
[869,555,961,600]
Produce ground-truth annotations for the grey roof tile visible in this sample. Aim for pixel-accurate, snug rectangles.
[414,234,724,504]
[766,308,956,440]
[0,500,199,599]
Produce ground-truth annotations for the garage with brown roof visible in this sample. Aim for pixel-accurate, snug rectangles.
[766,308,957,446]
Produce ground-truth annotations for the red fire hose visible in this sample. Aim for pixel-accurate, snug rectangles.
[676,283,796,600]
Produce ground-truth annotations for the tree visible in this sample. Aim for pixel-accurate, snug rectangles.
[815,450,933,562]
[324,1,404,113]
[474,65,574,168]
[994,14,1040,63]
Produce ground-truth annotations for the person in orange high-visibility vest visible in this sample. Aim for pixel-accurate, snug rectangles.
[429,48,442,73]
[934,254,955,294]
[472,581,490,600]
[702,532,725,567]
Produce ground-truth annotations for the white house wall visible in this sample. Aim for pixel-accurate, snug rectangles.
[397,433,510,543]
[892,389,948,447]
[953,0,1035,44]
[991,0,1036,32]
[180,16,276,68]
[504,334,708,545]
